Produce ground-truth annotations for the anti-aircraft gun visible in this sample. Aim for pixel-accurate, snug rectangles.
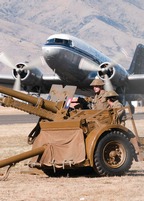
[0,84,143,179]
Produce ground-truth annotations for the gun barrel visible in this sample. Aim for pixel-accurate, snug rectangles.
[0,86,57,113]
[0,146,46,168]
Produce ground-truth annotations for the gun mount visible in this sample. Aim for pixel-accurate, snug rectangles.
[0,84,144,179]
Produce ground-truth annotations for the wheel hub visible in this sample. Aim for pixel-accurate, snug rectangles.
[103,141,126,168]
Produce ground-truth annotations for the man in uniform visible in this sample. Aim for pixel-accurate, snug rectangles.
[90,78,109,110]
[104,90,126,125]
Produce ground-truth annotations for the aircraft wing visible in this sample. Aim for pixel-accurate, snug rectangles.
[0,74,15,88]
[126,74,144,94]
[0,73,63,93]
[42,74,63,86]
[38,75,63,93]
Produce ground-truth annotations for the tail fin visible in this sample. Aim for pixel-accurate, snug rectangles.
[128,44,144,74]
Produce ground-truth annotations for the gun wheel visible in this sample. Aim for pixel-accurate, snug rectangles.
[94,131,134,176]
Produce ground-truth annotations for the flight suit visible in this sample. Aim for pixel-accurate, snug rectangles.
[92,90,109,110]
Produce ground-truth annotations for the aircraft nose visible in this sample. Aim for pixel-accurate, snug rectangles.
[42,46,60,59]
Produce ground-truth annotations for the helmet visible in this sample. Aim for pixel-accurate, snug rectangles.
[104,90,118,98]
[90,79,104,86]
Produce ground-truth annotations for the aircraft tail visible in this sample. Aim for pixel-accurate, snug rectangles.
[128,44,144,74]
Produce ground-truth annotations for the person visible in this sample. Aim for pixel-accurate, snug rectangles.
[90,78,109,110]
[104,90,126,125]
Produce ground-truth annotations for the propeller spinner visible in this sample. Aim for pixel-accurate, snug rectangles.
[98,62,114,91]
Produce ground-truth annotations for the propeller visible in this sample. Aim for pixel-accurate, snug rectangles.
[0,52,16,69]
[0,52,43,91]
[101,50,129,91]
[0,52,26,91]
[79,58,100,72]
[22,56,44,70]
[79,49,128,91]
[103,74,113,91]
[13,74,21,91]
[79,49,125,72]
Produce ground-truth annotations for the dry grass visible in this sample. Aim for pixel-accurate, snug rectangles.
[0,107,144,201]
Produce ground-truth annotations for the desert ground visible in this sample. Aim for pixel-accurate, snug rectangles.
[0,106,144,201]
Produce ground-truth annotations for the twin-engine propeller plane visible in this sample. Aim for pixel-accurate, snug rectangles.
[0,34,144,104]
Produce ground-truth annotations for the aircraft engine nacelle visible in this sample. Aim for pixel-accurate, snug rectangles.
[97,62,129,88]
[12,63,43,89]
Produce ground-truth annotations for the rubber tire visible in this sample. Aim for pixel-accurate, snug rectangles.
[94,130,134,176]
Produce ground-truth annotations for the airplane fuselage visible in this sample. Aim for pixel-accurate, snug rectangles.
[42,34,129,92]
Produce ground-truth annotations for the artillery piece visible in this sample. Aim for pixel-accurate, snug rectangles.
[0,84,143,179]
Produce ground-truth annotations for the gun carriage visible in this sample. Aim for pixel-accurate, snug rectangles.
[0,85,143,179]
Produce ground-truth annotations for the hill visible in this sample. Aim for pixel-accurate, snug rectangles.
[0,0,144,74]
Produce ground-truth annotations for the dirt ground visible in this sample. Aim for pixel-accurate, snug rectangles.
[0,107,144,201]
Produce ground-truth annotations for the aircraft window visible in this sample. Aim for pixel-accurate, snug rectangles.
[55,38,64,43]
[46,38,72,46]
[47,39,54,44]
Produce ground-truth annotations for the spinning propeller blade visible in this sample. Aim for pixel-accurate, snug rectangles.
[79,58,100,71]
[0,52,43,91]
[79,49,128,91]
[13,74,21,91]
[0,52,16,69]
[22,56,44,70]
[104,74,113,91]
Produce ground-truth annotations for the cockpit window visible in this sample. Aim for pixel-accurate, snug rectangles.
[46,38,72,46]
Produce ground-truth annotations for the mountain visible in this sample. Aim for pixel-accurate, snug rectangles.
[0,0,144,74]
